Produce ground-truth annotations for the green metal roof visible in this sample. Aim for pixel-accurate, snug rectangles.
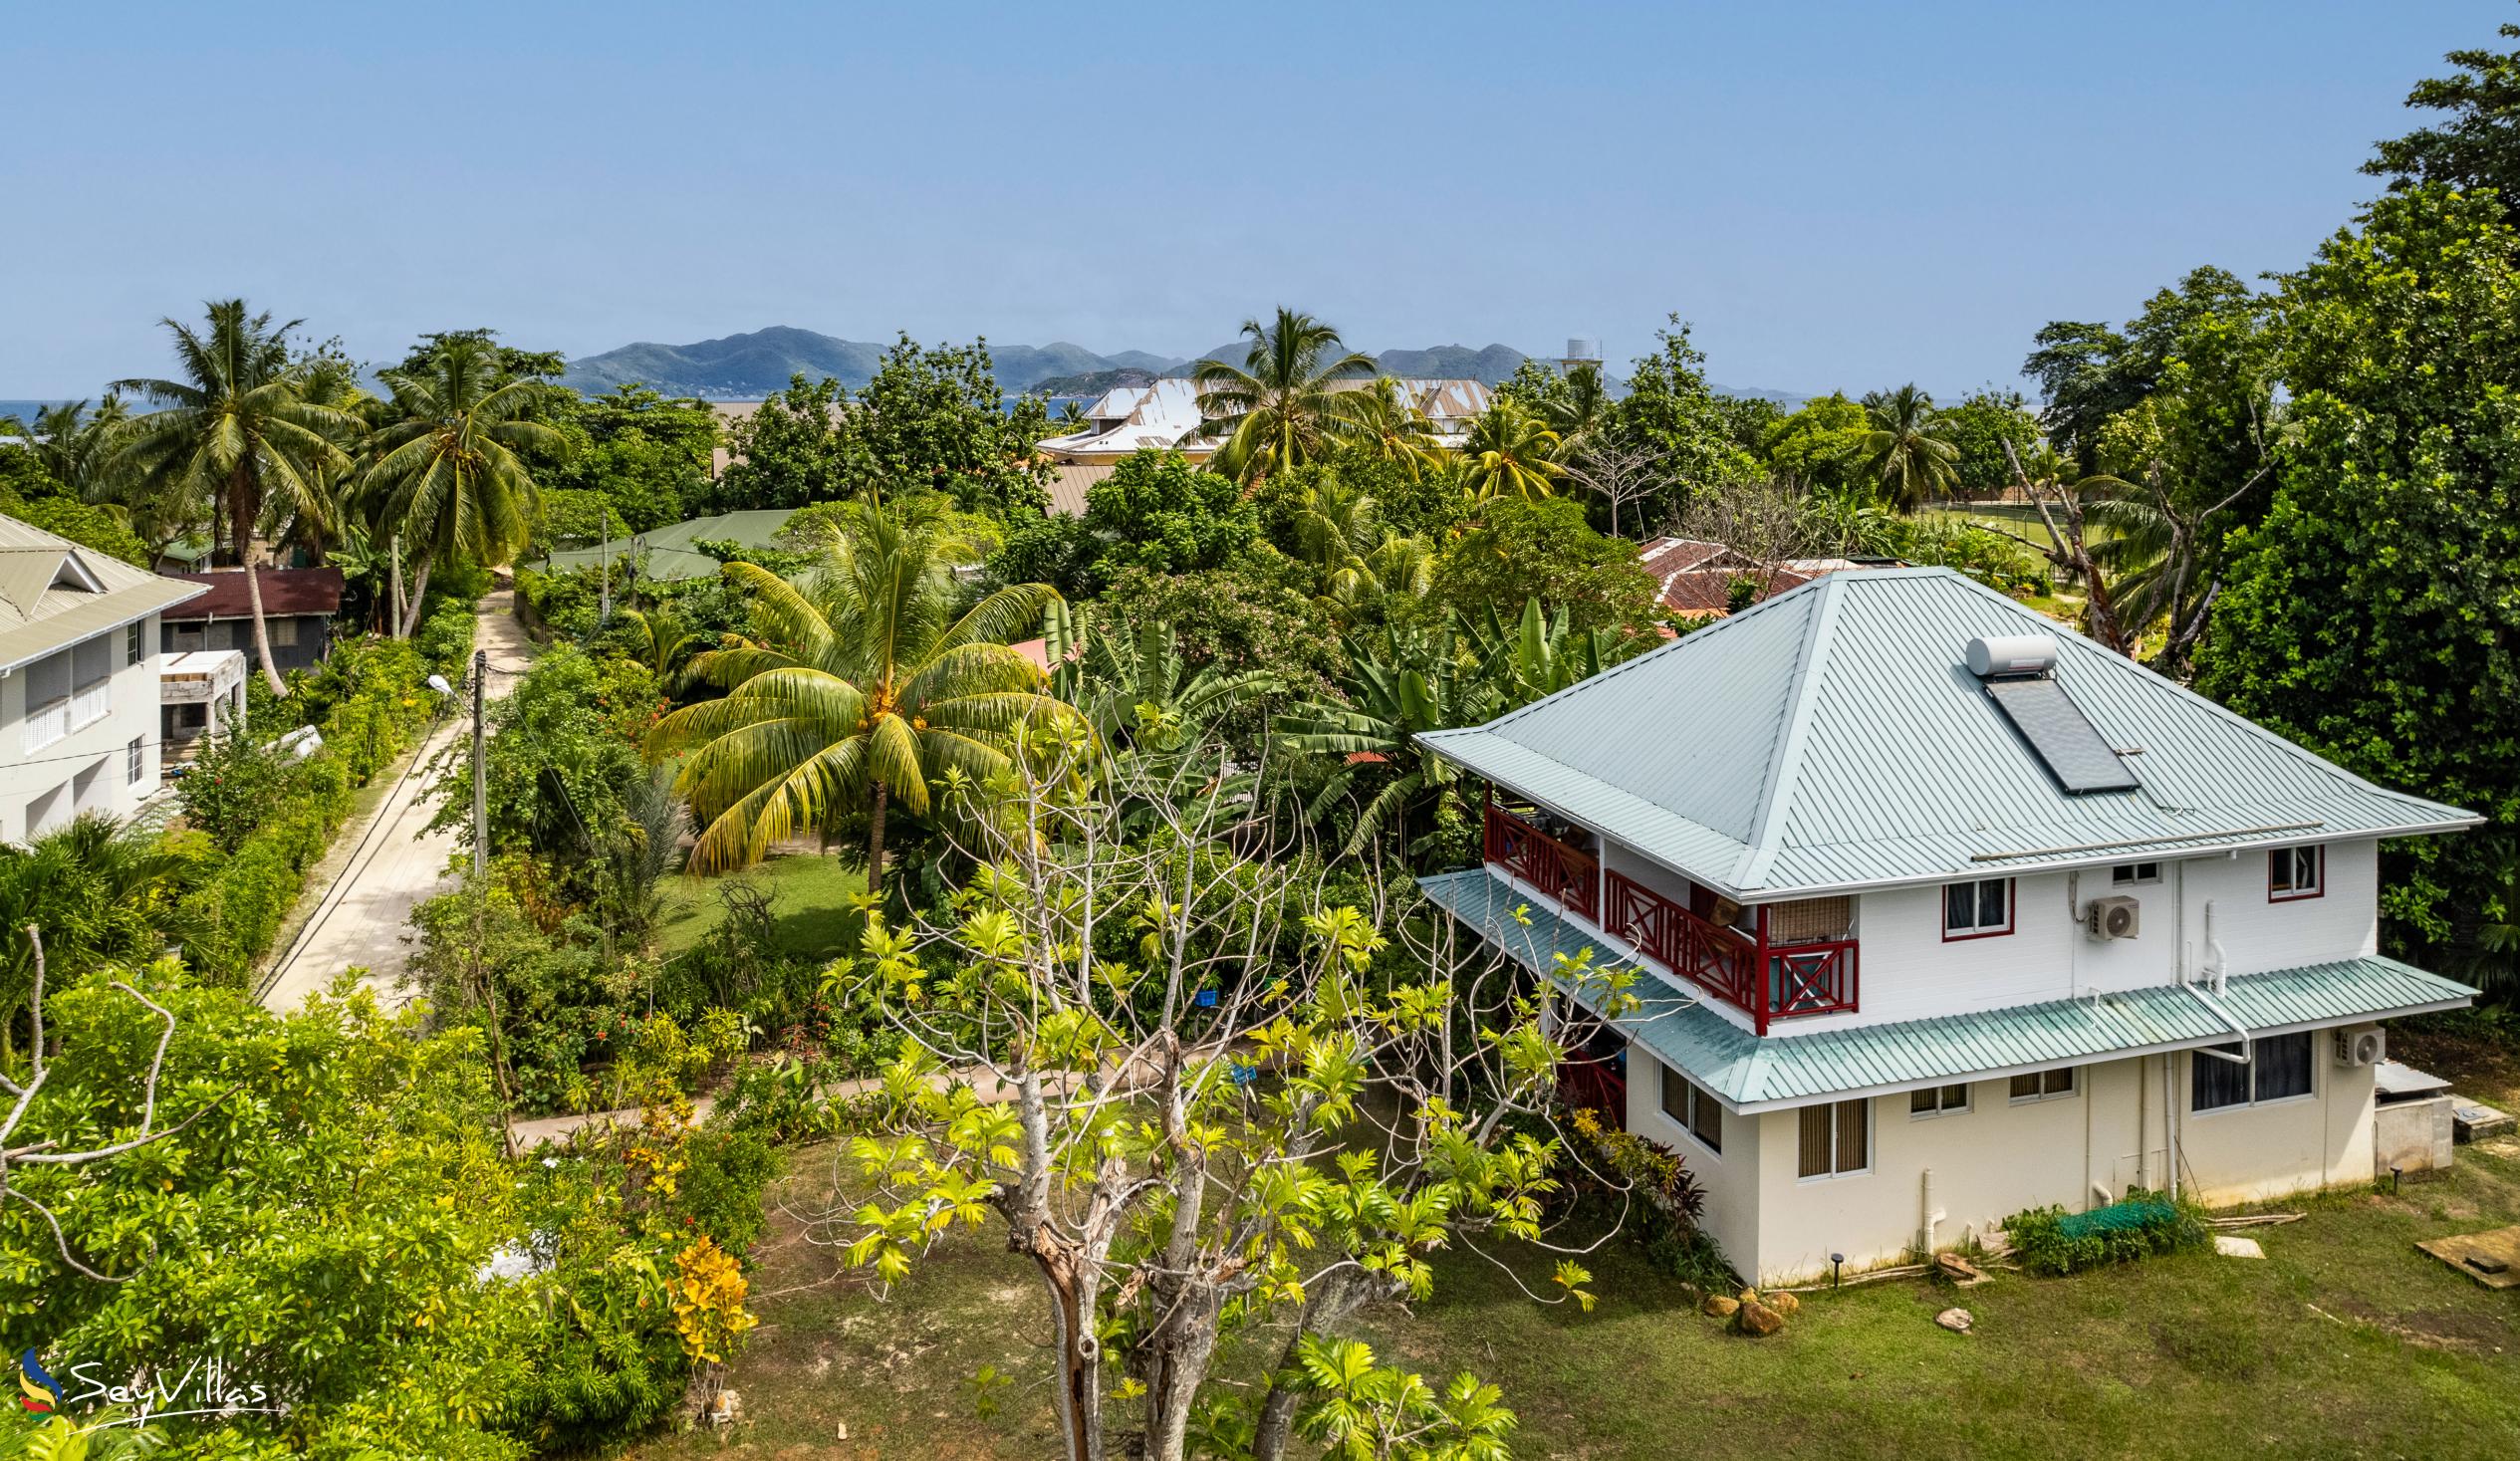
[1419,867,2476,1112]
[1420,569,2477,898]
[542,508,801,582]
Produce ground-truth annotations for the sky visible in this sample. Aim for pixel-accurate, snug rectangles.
[0,1,2503,399]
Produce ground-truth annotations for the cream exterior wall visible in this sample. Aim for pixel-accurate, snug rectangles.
[0,615,161,841]
[1647,1043,2383,1287]
[1625,1053,1761,1271]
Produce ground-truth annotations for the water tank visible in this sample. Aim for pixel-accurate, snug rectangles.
[1965,633,2057,678]
[1562,337,1601,365]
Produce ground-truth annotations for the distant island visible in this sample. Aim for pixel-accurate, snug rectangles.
[558,326,1806,408]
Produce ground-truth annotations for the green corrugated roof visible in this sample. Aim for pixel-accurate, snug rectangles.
[1420,569,2477,898]
[543,508,800,582]
[1418,867,2475,1111]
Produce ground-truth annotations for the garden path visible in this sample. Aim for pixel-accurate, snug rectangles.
[258,585,537,1013]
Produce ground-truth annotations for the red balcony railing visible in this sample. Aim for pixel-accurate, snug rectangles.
[1605,869,1760,1015]
[1484,801,1856,1034]
[1483,801,1600,921]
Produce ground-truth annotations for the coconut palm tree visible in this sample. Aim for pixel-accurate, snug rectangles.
[1192,308,1377,483]
[365,336,562,636]
[27,396,130,498]
[1859,383,1959,511]
[649,498,1072,890]
[1458,399,1563,500]
[1543,363,1612,457]
[1342,376,1441,479]
[111,302,354,694]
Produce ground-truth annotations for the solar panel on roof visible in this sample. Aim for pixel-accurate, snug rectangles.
[1981,675,2142,795]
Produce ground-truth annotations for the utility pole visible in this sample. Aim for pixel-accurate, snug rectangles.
[599,505,612,625]
[389,536,402,638]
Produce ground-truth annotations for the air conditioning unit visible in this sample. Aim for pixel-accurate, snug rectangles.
[2085,895,2141,941]
[2335,1026,2386,1069]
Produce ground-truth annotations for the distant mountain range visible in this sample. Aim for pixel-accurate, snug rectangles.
[557,326,1804,409]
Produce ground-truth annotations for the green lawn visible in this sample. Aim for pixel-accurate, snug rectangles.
[651,852,868,963]
[631,1096,2520,1461]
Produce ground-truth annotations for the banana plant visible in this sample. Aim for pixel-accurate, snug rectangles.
[1275,619,1502,859]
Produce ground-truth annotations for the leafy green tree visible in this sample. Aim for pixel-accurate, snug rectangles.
[110,301,354,693]
[1936,388,2044,499]
[2195,184,2520,967]
[544,383,720,532]
[1457,398,1564,500]
[367,335,564,634]
[1858,383,1958,511]
[1595,317,1760,524]
[1193,308,1377,482]
[650,498,1069,888]
[827,747,1624,1461]
[0,818,194,1065]
[1099,557,1346,723]
[1429,496,1660,634]
[1758,391,1872,497]
[850,333,1052,517]
[709,374,858,511]
[1083,449,1258,578]
[2365,16,2520,221]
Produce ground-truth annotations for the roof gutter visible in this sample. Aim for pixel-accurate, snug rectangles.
[0,582,210,677]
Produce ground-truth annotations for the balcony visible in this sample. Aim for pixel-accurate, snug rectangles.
[1482,800,1858,1034]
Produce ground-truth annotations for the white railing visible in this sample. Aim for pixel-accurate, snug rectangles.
[70,679,110,732]
[22,696,69,753]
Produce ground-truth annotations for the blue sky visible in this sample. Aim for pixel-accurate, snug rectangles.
[1,2,2500,398]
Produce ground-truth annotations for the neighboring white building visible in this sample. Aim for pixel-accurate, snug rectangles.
[1419,567,2480,1285]
[1036,376,1497,512]
[0,515,205,840]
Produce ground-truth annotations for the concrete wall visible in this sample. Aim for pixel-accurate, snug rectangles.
[0,614,162,842]
[1653,1039,2385,1287]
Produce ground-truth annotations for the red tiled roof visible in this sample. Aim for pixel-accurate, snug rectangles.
[1637,536,1736,574]
[1655,566,1812,616]
[162,567,345,619]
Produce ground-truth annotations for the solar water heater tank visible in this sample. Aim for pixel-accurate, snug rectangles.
[1965,634,2058,678]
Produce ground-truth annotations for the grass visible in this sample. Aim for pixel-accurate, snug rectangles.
[630,1071,2520,1460]
[652,852,868,963]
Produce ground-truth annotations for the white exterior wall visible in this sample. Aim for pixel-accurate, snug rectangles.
[0,615,161,842]
[1781,838,2382,1035]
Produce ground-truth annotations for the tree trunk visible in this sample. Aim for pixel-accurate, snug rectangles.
[241,552,288,698]
[398,548,435,638]
[1251,1269,1404,1461]
[867,781,888,893]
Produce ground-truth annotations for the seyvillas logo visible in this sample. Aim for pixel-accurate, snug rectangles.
[16,1351,63,1414]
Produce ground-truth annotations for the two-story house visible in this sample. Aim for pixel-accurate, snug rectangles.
[1416,567,2480,1286]
[0,515,206,840]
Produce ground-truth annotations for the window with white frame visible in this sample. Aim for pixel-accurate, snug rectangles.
[2268,846,2324,901]
[125,736,142,785]
[2110,861,2160,886]
[2191,1031,2315,1112]
[1942,877,2013,939]
[2008,1067,2079,1102]
[1658,1061,1722,1154]
[125,620,143,665]
[1796,1098,1870,1178]
[1908,1083,1971,1117]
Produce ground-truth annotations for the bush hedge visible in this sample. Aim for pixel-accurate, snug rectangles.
[2004,1188,2208,1275]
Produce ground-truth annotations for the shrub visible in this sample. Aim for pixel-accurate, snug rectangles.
[2004,1188,2207,1275]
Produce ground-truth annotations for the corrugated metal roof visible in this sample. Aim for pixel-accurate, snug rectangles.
[1421,568,2477,897]
[0,514,205,672]
[1420,867,2477,1111]
[543,508,802,582]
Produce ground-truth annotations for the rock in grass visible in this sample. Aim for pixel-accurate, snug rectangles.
[1768,1291,1801,1318]
[1934,1307,1973,1334]
[1701,1294,1740,1319]
[1735,1300,1785,1337]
